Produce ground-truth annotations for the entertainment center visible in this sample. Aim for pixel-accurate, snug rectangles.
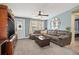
[0,5,17,55]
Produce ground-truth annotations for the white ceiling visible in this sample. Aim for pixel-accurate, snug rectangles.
[6,3,79,20]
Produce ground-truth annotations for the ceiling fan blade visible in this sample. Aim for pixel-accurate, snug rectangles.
[40,14,48,16]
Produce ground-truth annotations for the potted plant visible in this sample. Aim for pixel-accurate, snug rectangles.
[65,26,70,32]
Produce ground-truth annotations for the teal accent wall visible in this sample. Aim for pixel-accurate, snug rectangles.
[47,16,53,30]
[44,20,47,29]
[55,11,72,30]
[25,18,30,36]
[47,5,79,30]
[47,18,51,30]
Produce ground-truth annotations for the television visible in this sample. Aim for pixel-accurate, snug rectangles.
[8,18,15,38]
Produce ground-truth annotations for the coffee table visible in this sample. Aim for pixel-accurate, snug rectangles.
[35,35,50,47]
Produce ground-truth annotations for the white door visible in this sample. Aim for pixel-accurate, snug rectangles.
[15,18,25,39]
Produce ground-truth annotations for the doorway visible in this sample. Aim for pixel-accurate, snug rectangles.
[71,12,79,53]
[75,16,79,42]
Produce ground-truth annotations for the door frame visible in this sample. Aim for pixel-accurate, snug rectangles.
[71,12,79,46]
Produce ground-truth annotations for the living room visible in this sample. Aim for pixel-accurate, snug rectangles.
[0,3,79,55]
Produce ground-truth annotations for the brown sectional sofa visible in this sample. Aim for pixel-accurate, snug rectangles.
[47,30,71,47]
[30,30,71,47]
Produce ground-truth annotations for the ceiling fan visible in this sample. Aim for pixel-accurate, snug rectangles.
[38,11,48,16]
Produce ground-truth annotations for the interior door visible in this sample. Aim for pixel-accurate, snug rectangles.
[15,18,25,39]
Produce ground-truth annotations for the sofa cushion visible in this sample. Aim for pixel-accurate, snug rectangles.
[47,30,71,47]
[48,30,57,36]
[59,35,69,39]
[49,35,59,41]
